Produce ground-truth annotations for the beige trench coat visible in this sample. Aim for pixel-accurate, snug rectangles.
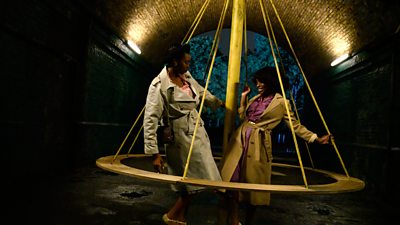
[219,93,317,205]
[144,67,223,193]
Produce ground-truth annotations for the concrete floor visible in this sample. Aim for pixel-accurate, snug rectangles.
[6,158,397,225]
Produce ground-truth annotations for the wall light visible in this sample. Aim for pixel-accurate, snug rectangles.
[127,40,141,55]
[330,53,349,67]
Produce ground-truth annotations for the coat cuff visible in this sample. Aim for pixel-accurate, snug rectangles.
[308,134,318,143]
[208,97,223,111]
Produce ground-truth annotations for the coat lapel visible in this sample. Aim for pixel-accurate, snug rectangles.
[258,93,281,117]
[160,68,196,103]
[173,86,197,102]
[245,93,282,118]
[184,73,199,98]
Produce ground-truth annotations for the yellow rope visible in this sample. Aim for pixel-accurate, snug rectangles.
[268,0,349,177]
[260,0,308,188]
[113,106,146,161]
[127,125,144,155]
[182,0,211,44]
[183,0,230,179]
[262,1,315,170]
[290,92,315,168]
[203,0,227,81]
[244,2,248,85]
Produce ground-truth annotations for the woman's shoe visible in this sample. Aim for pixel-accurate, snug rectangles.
[162,213,187,225]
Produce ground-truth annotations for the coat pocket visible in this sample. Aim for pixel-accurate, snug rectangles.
[261,132,273,162]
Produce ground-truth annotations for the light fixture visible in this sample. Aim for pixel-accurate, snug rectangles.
[330,53,349,67]
[127,40,141,55]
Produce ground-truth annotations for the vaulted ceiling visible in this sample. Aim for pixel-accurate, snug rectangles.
[83,0,400,77]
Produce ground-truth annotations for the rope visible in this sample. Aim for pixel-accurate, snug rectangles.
[127,125,144,155]
[182,0,211,44]
[289,91,315,168]
[268,0,349,177]
[243,1,249,86]
[113,106,146,161]
[263,0,315,169]
[183,0,230,179]
[203,0,228,81]
[260,0,308,188]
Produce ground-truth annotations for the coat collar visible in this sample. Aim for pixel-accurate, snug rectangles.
[246,93,282,116]
[159,66,199,99]
[159,67,175,89]
[159,67,194,87]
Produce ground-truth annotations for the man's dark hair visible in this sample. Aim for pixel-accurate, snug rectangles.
[164,43,191,67]
[251,66,290,96]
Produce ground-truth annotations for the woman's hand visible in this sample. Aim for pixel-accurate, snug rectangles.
[152,154,164,173]
[242,85,251,97]
[316,134,333,144]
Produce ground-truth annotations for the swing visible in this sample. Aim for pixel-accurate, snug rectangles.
[96,0,364,194]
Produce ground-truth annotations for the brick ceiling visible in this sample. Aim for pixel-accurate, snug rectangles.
[85,0,400,77]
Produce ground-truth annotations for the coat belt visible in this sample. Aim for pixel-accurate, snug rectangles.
[246,121,271,161]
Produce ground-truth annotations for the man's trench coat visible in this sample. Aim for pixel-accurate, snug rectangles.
[144,67,223,193]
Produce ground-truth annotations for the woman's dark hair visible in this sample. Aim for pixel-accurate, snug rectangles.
[164,43,191,67]
[251,66,290,96]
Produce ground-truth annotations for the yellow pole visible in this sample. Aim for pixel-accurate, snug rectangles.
[223,0,245,153]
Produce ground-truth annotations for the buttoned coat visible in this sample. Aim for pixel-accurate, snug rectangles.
[144,67,223,193]
[219,93,317,205]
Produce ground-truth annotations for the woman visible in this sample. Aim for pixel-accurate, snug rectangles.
[143,43,224,225]
[218,66,331,225]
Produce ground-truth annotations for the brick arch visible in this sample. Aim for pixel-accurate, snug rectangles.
[88,0,400,77]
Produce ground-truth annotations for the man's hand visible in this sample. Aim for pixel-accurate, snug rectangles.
[316,134,333,144]
[152,154,164,173]
[242,85,251,97]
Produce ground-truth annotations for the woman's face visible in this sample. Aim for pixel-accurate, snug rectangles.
[255,79,266,95]
[174,53,191,75]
